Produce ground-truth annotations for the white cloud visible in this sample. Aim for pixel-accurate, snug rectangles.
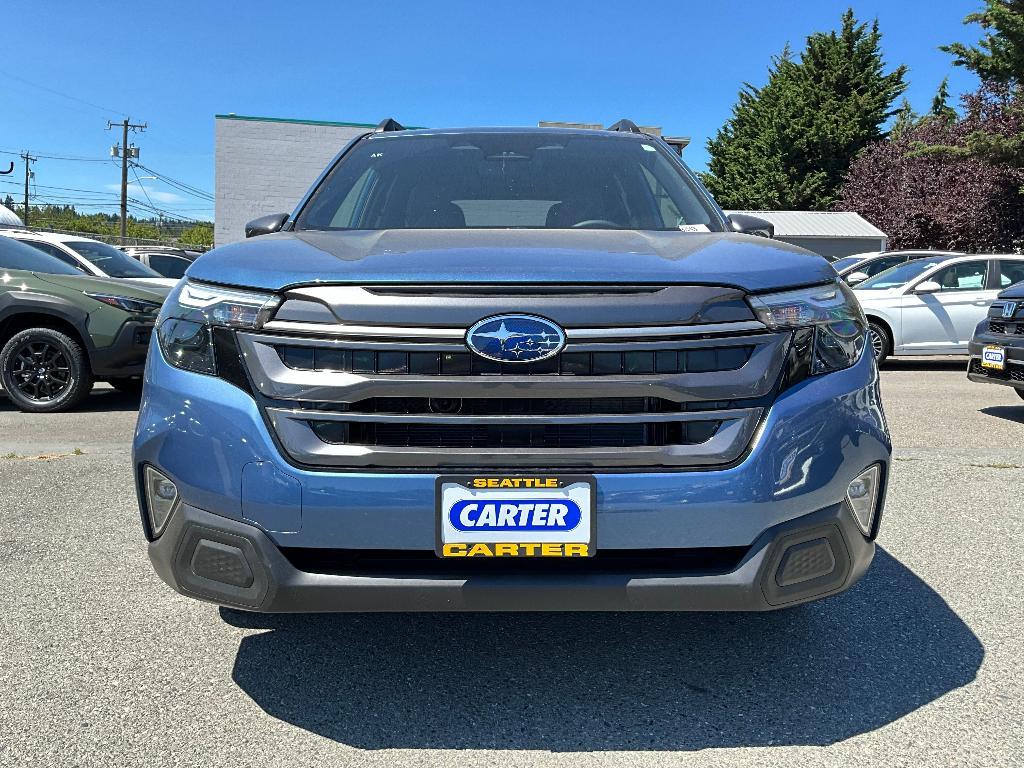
[104,182,184,205]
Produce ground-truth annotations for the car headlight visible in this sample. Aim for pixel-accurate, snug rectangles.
[156,280,279,375]
[748,280,866,375]
[84,292,163,314]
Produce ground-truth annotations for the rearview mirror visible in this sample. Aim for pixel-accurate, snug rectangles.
[727,213,774,239]
[915,280,941,294]
[846,271,869,285]
[245,213,289,238]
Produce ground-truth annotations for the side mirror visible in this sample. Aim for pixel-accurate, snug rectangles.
[846,271,870,285]
[915,280,941,294]
[245,213,289,238]
[727,213,774,238]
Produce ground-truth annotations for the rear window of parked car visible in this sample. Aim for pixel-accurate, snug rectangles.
[0,236,82,275]
[998,260,1024,287]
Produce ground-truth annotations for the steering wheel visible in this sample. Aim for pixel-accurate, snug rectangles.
[571,219,621,229]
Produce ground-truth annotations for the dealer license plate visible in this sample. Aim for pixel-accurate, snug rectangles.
[982,345,1006,370]
[436,475,594,557]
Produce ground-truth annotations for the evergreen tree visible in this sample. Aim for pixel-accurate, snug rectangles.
[929,77,958,121]
[942,0,1024,86]
[704,9,906,210]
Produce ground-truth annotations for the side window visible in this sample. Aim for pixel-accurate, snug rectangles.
[21,241,88,272]
[866,256,905,276]
[997,259,1024,287]
[929,261,988,291]
[148,255,189,279]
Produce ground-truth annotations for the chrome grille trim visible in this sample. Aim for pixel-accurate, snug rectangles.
[237,330,789,404]
[260,319,768,341]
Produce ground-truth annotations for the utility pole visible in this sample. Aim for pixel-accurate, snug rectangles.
[107,118,146,239]
[20,152,36,227]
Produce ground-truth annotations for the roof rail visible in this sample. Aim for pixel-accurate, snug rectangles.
[605,119,644,134]
[374,118,406,133]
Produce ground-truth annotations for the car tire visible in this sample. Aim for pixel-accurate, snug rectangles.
[0,328,94,413]
[867,321,890,366]
[108,376,144,395]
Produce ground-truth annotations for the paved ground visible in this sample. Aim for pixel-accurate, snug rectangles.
[1,360,1022,767]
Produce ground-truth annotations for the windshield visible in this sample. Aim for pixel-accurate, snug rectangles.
[66,241,161,278]
[832,256,864,272]
[0,236,82,275]
[295,132,723,232]
[856,259,948,290]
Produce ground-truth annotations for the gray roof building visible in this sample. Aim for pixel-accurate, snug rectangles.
[726,210,887,260]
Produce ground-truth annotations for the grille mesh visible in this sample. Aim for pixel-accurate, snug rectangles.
[276,345,753,376]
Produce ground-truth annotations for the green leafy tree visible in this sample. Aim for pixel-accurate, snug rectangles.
[178,224,214,247]
[942,0,1024,86]
[930,77,959,121]
[704,9,907,210]
[927,1,1024,168]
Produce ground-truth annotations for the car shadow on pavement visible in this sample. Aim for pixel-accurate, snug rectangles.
[223,548,982,751]
[0,387,140,413]
[981,405,1024,425]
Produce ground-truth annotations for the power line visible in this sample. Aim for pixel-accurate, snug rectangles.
[134,163,214,201]
[0,148,112,163]
[0,66,128,118]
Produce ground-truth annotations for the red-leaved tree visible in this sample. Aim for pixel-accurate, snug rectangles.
[838,85,1024,251]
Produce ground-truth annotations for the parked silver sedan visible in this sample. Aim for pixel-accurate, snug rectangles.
[834,250,965,286]
[854,254,1024,364]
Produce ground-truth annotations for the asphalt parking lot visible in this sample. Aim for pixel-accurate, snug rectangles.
[1,360,1021,768]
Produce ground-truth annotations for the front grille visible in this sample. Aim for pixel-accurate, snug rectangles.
[310,419,721,449]
[281,546,750,576]
[276,344,753,376]
[989,321,1007,334]
[970,358,1024,381]
[237,288,789,470]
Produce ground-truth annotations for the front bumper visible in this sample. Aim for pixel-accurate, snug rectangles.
[134,345,890,611]
[967,331,1024,391]
[91,321,154,378]
[148,498,874,612]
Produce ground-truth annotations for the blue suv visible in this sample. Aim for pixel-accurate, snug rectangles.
[134,121,890,612]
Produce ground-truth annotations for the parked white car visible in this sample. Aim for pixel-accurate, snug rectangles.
[0,230,176,287]
[855,254,1024,363]
[834,250,966,286]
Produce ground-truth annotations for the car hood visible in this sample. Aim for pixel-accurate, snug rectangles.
[36,272,171,302]
[187,229,835,293]
[998,281,1024,300]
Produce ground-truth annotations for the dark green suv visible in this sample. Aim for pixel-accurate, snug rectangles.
[0,235,170,412]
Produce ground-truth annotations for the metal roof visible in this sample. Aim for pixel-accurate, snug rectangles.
[725,211,887,239]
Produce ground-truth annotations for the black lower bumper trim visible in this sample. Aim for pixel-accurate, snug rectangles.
[147,499,876,613]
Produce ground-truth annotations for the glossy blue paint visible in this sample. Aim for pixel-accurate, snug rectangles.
[134,343,889,551]
[185,229,834,293]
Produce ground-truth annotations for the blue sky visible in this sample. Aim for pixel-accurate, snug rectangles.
[1,0,983,224]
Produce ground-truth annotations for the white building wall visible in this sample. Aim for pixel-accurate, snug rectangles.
[214,116,369,246]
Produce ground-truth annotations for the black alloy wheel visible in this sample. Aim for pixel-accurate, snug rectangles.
[0,328,93,412]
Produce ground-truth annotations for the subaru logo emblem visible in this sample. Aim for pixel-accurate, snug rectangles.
[466,314,566,363]
[1002,301,1018,319]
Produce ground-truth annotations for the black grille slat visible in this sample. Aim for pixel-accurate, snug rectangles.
[310,419,722,449]
[277,344,754,376]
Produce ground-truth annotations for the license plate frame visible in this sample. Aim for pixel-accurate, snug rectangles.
[435,474,595,558]
[982,345,1006,371]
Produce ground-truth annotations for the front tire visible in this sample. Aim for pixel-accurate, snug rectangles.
[867,321,890,366]
[0,328,93,413]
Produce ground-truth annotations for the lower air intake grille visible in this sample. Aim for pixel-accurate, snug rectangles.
[310,420,721,449]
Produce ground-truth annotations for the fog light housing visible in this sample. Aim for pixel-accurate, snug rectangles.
[144,466,180,537]
[847,464,882,535]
